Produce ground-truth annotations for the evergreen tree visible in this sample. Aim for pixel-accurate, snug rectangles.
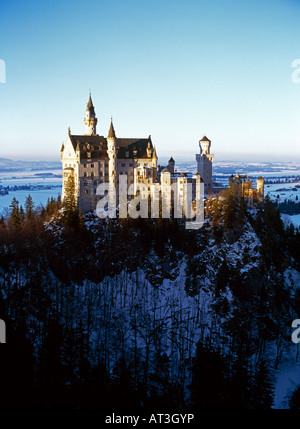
[222,185,238,230]
[289,385,300,409]
[110,357,140,408]
[8,197,21,228]
[190,340,226,408]
[225,350,251,408]
[25,194,35,221]
[63,175,79,227]
[38,316,66,408]
[251,359,274,409]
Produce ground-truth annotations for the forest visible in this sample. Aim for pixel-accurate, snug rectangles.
[0,185,300,409]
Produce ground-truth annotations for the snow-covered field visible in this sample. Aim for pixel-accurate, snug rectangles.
[265,181,300,203]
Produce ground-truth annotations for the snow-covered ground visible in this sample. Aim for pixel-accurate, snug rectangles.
[281,214,300,228]
[273,357,300,408]
[266,181,300,203]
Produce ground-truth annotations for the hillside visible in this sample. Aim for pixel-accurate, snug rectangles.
[0,192,300,409]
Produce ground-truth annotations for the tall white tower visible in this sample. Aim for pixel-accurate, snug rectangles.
[107,118,117,190]
[196,136,214,194]
[84,93,98,135]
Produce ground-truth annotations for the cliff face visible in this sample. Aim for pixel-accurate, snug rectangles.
[0,200,299,408]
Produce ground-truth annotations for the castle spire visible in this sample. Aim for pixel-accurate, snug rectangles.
[84,92,97,135]
[108,117,116,139]
[86,92,95,115]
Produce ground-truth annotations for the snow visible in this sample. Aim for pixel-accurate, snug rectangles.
[265,181,300,203]
[281,214,300,228]
[273,356,300,408]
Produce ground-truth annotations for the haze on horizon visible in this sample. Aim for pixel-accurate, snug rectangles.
[0,0,300,163]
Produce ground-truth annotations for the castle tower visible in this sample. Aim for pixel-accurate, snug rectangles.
[196,135,214,194]
[168,156,175,174]
[84,93,98,135]
[107,118,117,190]
[256,176,264,203]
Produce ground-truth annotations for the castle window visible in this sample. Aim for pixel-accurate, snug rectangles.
[84,164,87,168]
[84,172,87,177]
[84,190,88,194]
[91,172,94,178]
[91,163,94,168]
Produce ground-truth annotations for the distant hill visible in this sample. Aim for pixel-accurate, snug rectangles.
[0,159,61,172]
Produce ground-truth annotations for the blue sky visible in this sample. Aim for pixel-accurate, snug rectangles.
[1,0,300,163]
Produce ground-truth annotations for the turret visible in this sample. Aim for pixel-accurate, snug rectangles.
[168,156,175,174]
[107,118,116,149]
[146,141,152,158]
[256,176,264,203]
[199,135,211,155]
[84,93,98,135]
[107,118,117,188]
[196,135,214,194]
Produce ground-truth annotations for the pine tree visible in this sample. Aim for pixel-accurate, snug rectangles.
[8,197,21,228]
[289,385,300,409]
[222,185,238,230]
[38,316,66,408]
[25,194,35,221]
[63,175,79,227]
[190,340,226,408]
[251,359,274,409]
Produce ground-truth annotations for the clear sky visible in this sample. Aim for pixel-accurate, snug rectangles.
[0,0,300,163]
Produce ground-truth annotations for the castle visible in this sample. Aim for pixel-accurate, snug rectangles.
[61,94,263,214]
[61,94,214,214]
[229,173,264,205]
